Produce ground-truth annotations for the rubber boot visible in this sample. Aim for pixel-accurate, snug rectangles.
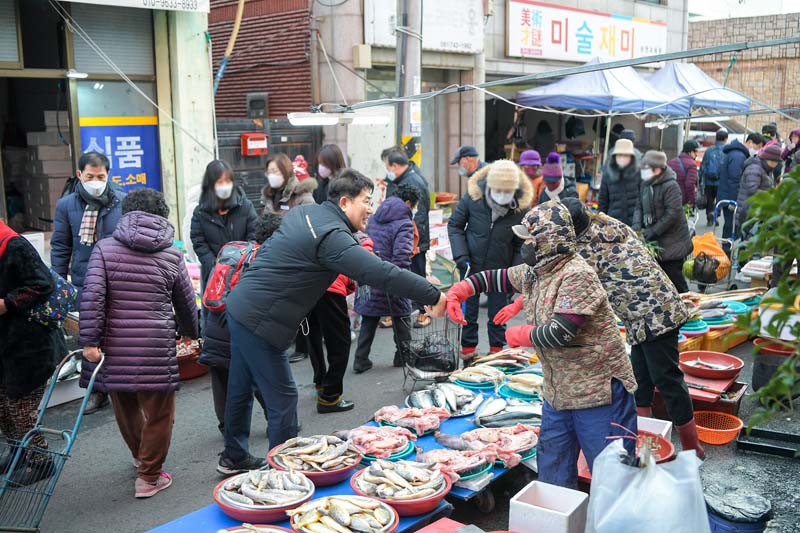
[676,418,706,460]
[636,406,653,417]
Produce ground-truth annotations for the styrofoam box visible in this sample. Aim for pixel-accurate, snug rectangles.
[44,110,70,128]
[39,375,84,409]
[428,209,444,226]
[28,144,71,161]
[509,480,588,533]
[26,131,62,146]
[638,415,673,441]
[21,232,45,259]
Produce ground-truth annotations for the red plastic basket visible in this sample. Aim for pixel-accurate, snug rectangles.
[694,411,743,445]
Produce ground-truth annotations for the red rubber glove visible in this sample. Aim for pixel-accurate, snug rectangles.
[494,296,524,325]
[505,325,534,348]
[446,280,475,325]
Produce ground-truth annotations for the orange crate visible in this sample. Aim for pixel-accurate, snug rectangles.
[702,326,749,352]
[679,334,705,353]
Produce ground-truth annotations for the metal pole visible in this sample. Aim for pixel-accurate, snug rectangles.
[400,0,421,140]
[334,36,800,112]
[394,0,407,145]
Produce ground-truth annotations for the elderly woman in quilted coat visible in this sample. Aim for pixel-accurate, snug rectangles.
[79,188,198,499]
[445,202,638,489]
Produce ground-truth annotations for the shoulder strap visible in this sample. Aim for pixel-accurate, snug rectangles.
[676,156,687,177]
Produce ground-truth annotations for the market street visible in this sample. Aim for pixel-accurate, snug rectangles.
[40,310,800,533]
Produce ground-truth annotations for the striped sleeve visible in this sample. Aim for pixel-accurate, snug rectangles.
[464,269,514,294]
[529,314,583,348]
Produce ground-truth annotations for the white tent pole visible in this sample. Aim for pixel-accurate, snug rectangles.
[603,111,613,168]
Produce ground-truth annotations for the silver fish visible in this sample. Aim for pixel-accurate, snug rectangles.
[408,390,434,409]
[459,393,485,414]
[431,389,448,409]
[433,431,471,451]
[475,398,506,420]
[481,418,543,428]
[221,490,256,506]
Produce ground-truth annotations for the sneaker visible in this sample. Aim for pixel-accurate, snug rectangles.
[217,453,267,475]
[84,392,108,415]
[135,471,173,498]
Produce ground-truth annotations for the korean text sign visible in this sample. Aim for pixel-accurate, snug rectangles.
[506,0,668,62]
[79,116,162,192]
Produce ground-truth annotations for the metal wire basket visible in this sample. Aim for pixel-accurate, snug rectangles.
[0,351,104,532]
[398,315,462,391]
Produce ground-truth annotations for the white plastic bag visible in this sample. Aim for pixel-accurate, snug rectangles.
[585,439,710,533]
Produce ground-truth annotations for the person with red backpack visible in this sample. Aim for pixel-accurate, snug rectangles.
[200,213,283,435]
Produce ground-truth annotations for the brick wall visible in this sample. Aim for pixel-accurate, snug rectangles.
[688,14,800,136]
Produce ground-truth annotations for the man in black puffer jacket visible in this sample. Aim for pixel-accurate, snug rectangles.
[598,139,641,227]
[218,170,446,475]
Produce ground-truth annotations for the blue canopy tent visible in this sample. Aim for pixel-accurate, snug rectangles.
[647,62,751,114]
[515,58,691,116]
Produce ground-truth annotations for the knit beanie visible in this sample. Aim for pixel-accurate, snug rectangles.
[641,150,668,169]
[761,144,783,161]
[486,160,522,191]
[542,152,563,182]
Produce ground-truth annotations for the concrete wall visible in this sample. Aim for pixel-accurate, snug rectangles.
[688,13,800,138]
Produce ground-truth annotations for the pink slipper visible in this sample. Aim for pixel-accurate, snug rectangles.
[135,471,172,498]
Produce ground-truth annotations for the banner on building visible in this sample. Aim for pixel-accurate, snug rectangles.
[364,0,483,54]
[79,116,162,193]
[61,0,209,13]
[506,0,668,62]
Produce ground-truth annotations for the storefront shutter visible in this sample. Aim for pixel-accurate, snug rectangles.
[0,0,20,64]
[71,3,154,76]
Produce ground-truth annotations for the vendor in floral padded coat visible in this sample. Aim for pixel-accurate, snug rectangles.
[446,201,638,489]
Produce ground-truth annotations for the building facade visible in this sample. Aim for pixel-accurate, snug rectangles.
[210,0,689,195]
[688,12,800,139]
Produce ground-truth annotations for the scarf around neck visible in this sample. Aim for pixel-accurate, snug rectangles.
[77,181,113,246]
[484,188,514,222]
[544,179,565,200]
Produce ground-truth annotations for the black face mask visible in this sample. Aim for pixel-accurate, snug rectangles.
[521,242,538,266]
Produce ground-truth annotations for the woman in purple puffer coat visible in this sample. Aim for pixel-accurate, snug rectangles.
[353,184,420,373]
[79,188,198,499]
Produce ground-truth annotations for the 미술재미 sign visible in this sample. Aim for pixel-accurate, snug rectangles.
[506,0,668,62]
[79,116,162,192]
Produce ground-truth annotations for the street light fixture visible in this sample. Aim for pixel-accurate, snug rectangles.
[66,69,88,79]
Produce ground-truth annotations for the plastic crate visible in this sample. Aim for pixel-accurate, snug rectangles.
[679,334,705,353]
[702,326,749,352]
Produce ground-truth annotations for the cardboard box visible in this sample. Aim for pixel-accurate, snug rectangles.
[28,144,72,161]
[2,146,28,163]
[26,131,62,146]
[26,160,73,176]
[44,110,70,128]
[21,232,46,259]
[509,480,588,533]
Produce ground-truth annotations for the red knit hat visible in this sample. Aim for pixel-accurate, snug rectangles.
[293,155,310,181]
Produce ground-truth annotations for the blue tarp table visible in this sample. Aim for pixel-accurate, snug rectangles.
[147,480,453,532]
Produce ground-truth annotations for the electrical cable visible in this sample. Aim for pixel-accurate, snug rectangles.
[48,0,215,156]
[316,32,348,105]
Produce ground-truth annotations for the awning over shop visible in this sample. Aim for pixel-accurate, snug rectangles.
[515,58,690,116]
[647,62,751,114]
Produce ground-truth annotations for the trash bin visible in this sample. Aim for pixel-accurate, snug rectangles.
[705,484,772,533]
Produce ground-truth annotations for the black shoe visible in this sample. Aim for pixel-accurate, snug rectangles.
[9,457,55,487]
[84,392,108,415]
[317,400,355,414]
[353,361,373,374]
[217,453,267,475]
[393,355,404,368]
[289,352,308,363]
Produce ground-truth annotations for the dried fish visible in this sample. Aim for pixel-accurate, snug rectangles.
[218,469,312,509]
[273,435,360,472]
[288,496,395,533]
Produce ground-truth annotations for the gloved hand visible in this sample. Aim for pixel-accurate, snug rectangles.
[494,296,524,325]
[446,280,474,325]
[455,257,469,272]
[505,325,534,348]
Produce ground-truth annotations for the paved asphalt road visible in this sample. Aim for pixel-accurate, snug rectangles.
[34,307,800,532]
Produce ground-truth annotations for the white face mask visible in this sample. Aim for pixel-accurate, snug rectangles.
[267,173,285,189]
[748,147,758,156]
[411,207,418,217]
[640,168,655,182]
[82,179,107,198]
[215,183,233,200]
[490,190,515,205]
[318,164,332,178]
[458,166,468,177]
[385,171,396,182]
[615,155,632,168]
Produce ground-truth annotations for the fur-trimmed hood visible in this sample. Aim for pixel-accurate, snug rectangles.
[466,163,534,211]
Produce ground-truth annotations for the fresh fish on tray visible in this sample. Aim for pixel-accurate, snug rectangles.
[218,469,313,509]
[406,383,484,416]
[335,426,417,458]
[473,397,542,428]
[354,459,447,501]
[449,365,505,385]
[502,373,544,395]
[471,348,537,368]
[373,406,449,435]
[272,435,361,472]
[287,495,396,533]
[684,358,734,371]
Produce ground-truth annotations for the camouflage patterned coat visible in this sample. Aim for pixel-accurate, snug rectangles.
[575,211,690,345]
[507,202,636,411]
